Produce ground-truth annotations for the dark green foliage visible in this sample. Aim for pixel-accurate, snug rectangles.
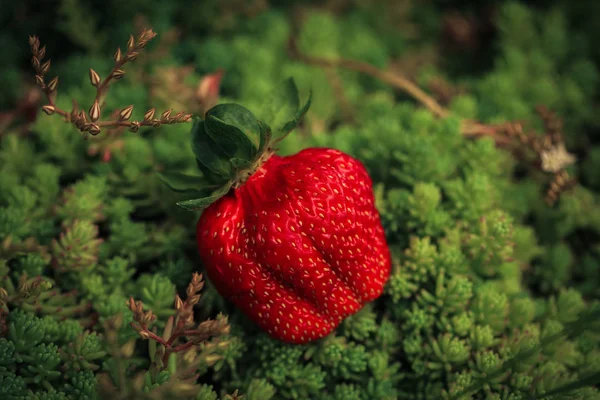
[2,0,600,399]
[0,310,99,398]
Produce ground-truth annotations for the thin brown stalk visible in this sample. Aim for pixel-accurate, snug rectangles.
[288,36,450,119]
[93,29,156,105]
[127,273,229,368]
[29,36,68,119]
[287,34,577,205]
[29,29,192,138]
[288,34,527,146]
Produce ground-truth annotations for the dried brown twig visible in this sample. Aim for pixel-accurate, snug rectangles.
[97,313,211,399]
[29,28,192,138]
[128,272,230,367]
[287,35,577,205]
[288,37,451,120]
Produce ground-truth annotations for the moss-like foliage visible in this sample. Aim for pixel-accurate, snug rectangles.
[1,0,600,399]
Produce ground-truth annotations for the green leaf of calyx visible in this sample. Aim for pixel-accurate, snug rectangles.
[257,78,300,137]
[204,104,260,160]
[191,119,233,182]
[278,88,312,142]
[176,182,233,211]
[157,171,212,193]
[256,78,312,144]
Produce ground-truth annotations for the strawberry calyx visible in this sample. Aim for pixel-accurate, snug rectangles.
[158,78,311,211]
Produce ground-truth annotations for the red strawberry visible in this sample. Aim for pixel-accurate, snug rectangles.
[196,148,391,343]
[160,79,391,344]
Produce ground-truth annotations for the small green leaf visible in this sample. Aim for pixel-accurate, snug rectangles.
[205,104,260,159]
[157,171,210,193]
[280,89,312,137]
[257,78,300,137]
[191,119,233,180]
[176,182,232,211]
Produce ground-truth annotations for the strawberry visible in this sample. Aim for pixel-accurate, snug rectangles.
[160,79,391,344]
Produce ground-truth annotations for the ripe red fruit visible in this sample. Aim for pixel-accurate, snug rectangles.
[160,79,391,343]
[196,148,391,343]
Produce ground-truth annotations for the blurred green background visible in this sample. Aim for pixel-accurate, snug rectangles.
[1,0,600,399]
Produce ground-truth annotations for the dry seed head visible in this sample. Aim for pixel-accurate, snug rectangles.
[119,105,134,120]
[126,52,139,62]
[42,105,55,115]
[73,111,85,128]
[182,312,194,327]
[142,310,156,326]
[136,301,145,315]
[129,121,141,132]
[192,272,203,286]
[540,143,576,173]
[29,35,38,48]
[38,46,46,59]
[161,109,173,119]
[35,75,44,88]
[188,294,201,306]
[47,77,58,92]
[127,297,137,313]
[114,47,122,63]
[174,295,184,311]
[138,330,151,340]
[187,276,204,296]
[138,29,157,46]
[40,60,51,75]
[186,283,195,297]
[89,100,101,122]
[89,68,101,86]
[142,29,157,40]
[112,69,125,80]
[31,56,40,70]
[144,108,155,121]
[127,34,135,50]
[89,124,101,135]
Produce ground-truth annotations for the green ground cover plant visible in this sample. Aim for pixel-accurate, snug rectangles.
[1,1,600,399]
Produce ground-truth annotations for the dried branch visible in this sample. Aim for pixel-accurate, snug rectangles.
[97,313,211,399]
[29,29,192,139]
[127,273,230,367]
[287,35,577,205]
[288,36,450,120]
